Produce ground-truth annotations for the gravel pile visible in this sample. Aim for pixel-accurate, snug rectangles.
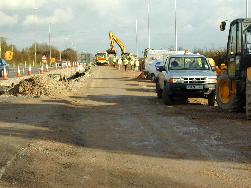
[8,75,69,97]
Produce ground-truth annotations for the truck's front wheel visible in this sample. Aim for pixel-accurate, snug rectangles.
[162,85,172,105]
[246,70,251,119]
[156,81,162,99]
[216,74,244,112]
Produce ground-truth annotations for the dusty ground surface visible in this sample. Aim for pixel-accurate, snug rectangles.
[0,66,250,188]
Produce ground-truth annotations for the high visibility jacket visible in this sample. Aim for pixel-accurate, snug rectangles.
[113,57,117,63]
[118,59,122,65]
[198,59,202,67]
[135,60,140,67]
[123,59,128,65]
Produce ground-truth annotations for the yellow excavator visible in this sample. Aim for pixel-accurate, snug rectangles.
[207,58,227,76]
[106,32,130,58]
[217,18,251,120]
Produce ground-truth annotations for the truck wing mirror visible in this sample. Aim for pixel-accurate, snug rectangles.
[220,21,226,31]
[157,66,165,72]
[211,66,217,72]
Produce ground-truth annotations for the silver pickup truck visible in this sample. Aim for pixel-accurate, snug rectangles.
[156,53,217,106]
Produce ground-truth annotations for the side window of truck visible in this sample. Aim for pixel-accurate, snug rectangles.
[165,58,169,69]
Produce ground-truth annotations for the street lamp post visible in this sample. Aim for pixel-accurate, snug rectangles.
[34,8,38,65]
[175,0,178,51]
[247,0,249,18]
[0,33,1,59]
[136,19,138,57]
[148,3,151,49]
[49,23,51,65]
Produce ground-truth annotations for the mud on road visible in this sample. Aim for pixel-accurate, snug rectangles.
[0,66,250,187]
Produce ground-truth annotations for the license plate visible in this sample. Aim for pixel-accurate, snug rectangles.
[186,85,203,89]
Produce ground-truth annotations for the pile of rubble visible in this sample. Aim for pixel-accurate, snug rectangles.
[8,75,69,97]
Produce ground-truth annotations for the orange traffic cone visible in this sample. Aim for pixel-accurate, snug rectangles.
[55,63,58,70]
[68,62,71,68]
[3,66,8,80]
[28,64,32,75]
[76,64,80,73]
[17,64,21,77]
[40,65,44,74]
[46,64,49,72]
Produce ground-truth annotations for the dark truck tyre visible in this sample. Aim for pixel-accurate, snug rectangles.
[151,74,156,82]
[208,91,216,106]
[216,74,244,112]
[156,81,162,99]
[162,85,172,105]
[246,77,251,120]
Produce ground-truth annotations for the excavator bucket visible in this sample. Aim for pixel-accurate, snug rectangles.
[106,49,117,55]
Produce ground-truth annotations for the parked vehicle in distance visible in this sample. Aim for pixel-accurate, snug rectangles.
[95,52,108,66]
[56,60,62,66]
[0,59,9,77]
[144,49,184,82]
[78,52,94,66]
[156,53,217,106]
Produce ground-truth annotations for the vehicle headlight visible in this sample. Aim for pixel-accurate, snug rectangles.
[169,78,184,83]
[206,78,217,83]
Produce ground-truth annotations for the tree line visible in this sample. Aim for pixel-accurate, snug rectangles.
[193,48,227,66]
[166,46,227,66]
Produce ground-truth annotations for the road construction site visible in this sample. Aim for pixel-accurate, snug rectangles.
[0,66,250,187]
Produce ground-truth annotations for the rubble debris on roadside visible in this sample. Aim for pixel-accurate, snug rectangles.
[8,75,69,97]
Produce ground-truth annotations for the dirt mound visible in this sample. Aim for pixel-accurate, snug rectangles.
[8,75,68,97]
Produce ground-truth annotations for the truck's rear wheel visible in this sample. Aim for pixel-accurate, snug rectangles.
[151,74,156,82]
[208,91,216,106]
[246,77,251,120]
[216,74,244,112]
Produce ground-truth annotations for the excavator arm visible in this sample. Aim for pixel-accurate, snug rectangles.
[107,32,127,55]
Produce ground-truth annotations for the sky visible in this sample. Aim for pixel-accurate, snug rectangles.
[0,0,248,56]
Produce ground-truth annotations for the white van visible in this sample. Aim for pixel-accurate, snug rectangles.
[144,49,184,81]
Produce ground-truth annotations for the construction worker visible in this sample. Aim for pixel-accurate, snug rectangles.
[118,58,122,70]
[123,58,128,71]
[112,56,117,67]
[132,60,135,71]
[135,58,140,71]
[128,55,132,70]
[197,58,202,68]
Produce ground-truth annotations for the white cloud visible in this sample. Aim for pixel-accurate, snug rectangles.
[82,0,123,15]
[206,6,242,28]
[1,0,248,53]
[183,24,194,32]
[0,0,54,10]
[0,11,18,26]
[22,8,73,25]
